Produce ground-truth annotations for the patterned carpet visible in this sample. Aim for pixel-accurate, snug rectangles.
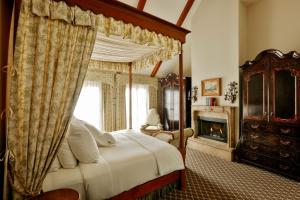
[163,148,300,200]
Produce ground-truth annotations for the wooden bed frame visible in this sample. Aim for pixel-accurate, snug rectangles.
[10,0,190,199]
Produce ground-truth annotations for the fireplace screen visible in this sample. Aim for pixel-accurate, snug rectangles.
[198,117,227,143]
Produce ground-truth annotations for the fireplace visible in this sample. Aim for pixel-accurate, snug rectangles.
[189,105,236,161]
[198,117,227,143]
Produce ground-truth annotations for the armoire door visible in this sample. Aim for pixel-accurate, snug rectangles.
[243,57,269,121]
[269,57,300,123]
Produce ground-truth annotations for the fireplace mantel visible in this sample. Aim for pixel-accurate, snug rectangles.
[188,105,237,161]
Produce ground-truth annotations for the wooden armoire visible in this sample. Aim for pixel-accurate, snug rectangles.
[159,73,191,131]
[237,49,300,181]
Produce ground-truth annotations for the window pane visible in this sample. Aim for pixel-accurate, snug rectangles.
[126,84,149,130]
[74,81,103,130]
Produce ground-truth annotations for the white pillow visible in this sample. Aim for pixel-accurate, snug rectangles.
[49,156,61,173]
[58,136,77,169]
[84,122,111,147]
[67,121,100,163]
[103,132,116,145]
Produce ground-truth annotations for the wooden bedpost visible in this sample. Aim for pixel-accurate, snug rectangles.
[179,47,186,190]
[179,48,185,156]
[129,62,132,129]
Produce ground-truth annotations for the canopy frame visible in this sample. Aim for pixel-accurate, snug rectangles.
[53,0,190,43]
[10,0,190,197]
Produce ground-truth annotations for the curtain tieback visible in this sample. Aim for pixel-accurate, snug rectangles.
[6,150,41,198]
[1,107,13,120]
[1,65,17,77]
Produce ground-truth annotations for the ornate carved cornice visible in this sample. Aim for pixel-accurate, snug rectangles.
[240,49,300,70]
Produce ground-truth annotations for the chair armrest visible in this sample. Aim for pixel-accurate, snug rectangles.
[171,128,194,139]
[152,131,174,143]
[152,131,174,139]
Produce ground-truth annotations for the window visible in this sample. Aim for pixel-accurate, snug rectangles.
[126,84,149,130]
[74,81,103,130]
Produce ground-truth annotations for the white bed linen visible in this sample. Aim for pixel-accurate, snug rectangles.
[80,130,184,199]
[43,130,184,200]
[42,167,86,200]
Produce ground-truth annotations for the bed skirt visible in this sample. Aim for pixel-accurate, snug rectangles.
[138,181,179,200]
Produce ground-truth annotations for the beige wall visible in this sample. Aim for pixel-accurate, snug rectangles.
[191,0,239,107]
[239,2,247,65]
[247,0,300,59]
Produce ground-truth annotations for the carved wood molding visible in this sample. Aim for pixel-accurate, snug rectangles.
[159,73,184,87]
[241,49,300,70]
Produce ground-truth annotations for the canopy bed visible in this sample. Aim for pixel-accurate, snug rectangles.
[3,0,190,199]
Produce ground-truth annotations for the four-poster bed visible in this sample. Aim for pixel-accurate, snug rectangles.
[5,0,191,199]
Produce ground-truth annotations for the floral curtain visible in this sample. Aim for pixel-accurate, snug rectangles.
[149,87,158,109]
[115,74,127,130]
[6,0,96,198]
[102,84,115,132]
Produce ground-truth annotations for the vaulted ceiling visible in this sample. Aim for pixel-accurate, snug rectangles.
[117,0,261,77]
[117,0,202,77]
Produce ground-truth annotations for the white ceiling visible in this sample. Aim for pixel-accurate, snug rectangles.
[117,0,202,77]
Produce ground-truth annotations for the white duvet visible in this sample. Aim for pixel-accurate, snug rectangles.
[43,130,184,200]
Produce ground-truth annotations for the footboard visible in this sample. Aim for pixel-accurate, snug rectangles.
[109,169,186,200]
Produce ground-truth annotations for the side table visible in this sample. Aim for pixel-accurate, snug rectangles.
[30,189,79,200]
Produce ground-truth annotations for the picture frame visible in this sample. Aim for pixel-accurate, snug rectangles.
[201,78,221,96]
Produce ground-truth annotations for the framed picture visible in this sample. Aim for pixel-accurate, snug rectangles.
[201,78,221,96]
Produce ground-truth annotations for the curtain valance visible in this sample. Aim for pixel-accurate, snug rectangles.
[30,0,97,27]
[29,0,182,72]
[85,70,115,86]
[29,0,181,50]
[116,73,158,89]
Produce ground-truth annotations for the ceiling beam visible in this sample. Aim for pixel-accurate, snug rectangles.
[150,0,194,77]
[176,0,195,27]
[137,0,147,11]
[150,61,162,77]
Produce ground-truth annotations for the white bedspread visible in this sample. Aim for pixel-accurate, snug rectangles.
[43,167,86,200]
[44,130,184,200]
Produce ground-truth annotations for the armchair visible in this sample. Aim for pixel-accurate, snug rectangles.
[140,108,163,135]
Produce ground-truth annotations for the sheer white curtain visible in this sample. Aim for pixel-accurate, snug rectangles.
[74,81,103,130]
[126,84,149,130]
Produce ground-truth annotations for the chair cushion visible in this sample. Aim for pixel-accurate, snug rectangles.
[145,125,160,131]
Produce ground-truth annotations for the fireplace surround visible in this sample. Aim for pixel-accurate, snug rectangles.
[198,117,227,143]
[188,105,236,161]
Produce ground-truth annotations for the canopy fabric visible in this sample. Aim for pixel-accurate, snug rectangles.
[91,33,160,63]
[30,0,182,72]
